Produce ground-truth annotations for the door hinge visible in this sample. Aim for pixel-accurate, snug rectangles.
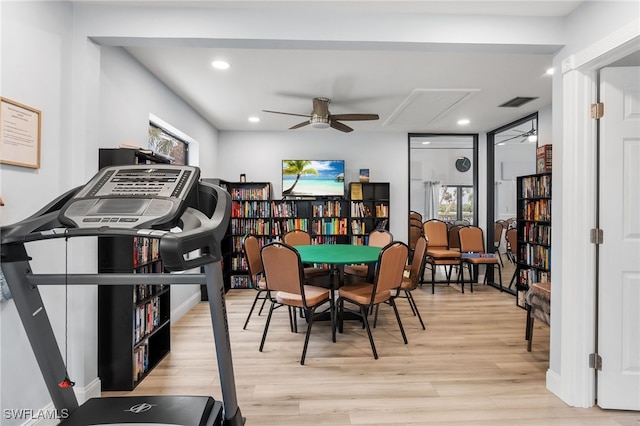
[590,228,604,244]
[591,102,604,119]
[589,353,602,370]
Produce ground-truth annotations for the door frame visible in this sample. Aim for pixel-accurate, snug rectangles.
[551,22,639,407]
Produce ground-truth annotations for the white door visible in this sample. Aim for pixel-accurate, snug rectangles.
[598,66,640,410]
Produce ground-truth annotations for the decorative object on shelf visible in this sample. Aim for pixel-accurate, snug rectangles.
[0,97,41,169]
[359,169,370,182]
[455,156,471,173]
[240,173,246,182]
[536,145,552,173]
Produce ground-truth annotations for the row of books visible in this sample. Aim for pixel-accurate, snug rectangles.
[229,275,251,289]
[132,237,160,268]
[521,199,551,222]
[312,201,343,217]
[519,243,551,269]
[133,284,166,304]
[520,222,551,246]
[229,254,248,271]
[271,201,298,218]
[134,297,161,344]
[350,201,389,218]
[273,218,308,235]
[229,186,270,201]
[133,261,164,275]
[521,174,552,198]
[517,268,551,289]
[133,341,149,381]
[230,218,271,236]
[231,201,270,218]
[310,217,349,235]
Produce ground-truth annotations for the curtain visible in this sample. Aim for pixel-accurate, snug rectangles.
[424,181,440,220]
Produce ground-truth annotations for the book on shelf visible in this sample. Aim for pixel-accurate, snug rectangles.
[350,183,363,200]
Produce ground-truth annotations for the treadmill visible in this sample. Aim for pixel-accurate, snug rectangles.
[0,164,243,426]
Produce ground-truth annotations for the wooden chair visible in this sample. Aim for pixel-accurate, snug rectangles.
[505,228,518,288]
[408,223,423,261]
[344,229,393,279]
[422,219,462,293]
[409,210,422,226]
[447,224,466,253]
[283,229,331,286]
[259,242,333,365]
[493,221,506,266]
[458,226,503,292]
[338,241,409,359]
[241,234,270,330]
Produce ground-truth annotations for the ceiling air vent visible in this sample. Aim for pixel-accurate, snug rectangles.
[499,97,538,108]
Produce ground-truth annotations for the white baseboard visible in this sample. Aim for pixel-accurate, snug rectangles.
[172,290,201,324]
[23,378,101,426]
[546,368,562,401]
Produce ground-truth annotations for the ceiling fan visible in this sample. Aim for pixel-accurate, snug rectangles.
[496,122,537,145]
[263,97,379,133]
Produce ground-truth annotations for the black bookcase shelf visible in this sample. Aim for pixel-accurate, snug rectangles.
[515,172,551,308]
[97,148,172,391]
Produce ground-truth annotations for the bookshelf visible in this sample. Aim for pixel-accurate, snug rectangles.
[348,182,390,245]
[222,181,391,289]
[97,148,172,391]
[515,172,551,308]
[226,182,273,289]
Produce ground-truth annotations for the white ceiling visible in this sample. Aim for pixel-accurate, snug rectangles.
[83,1,590,135]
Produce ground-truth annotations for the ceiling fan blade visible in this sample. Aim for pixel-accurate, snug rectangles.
[330,120,353,133]
[330,113,379,121]
[289,120,310,130]
[262,110,311,118]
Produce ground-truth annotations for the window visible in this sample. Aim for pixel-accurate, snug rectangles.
[148,123,188,165]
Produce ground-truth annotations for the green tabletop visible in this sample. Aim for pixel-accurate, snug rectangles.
[295,244,381,265]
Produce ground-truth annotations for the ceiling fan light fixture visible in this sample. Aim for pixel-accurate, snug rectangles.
[310,114,330,129]
[528,134,538,142]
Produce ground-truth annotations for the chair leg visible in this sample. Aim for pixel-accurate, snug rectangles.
[300,306,317,365]
[243,289,263,330]
[389,298,408,344]
[406,291,425,330]
[431,264,436,294]
[259,302,276,352]
[257,292,268,316]
[360,305,378,359]
[526,310,534,352]
[373,304,380,328]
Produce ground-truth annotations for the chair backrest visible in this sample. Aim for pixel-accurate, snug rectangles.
[243,234,264,277]
[409,211,422,226]
[261,242,305,297]
[407,236,427,288]
[448,225,465,250]
[368,229,393,248]
[494,221,505,245]
[283,229,312,246]
[408,224,422,252]
[458,226,486,253]
[373,241,409,294]
[505,228,517,253]
[422,219,449,249]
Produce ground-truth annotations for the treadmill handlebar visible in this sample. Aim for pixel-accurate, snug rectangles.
[0,181,231,272]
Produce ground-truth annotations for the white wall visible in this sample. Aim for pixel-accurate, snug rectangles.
[218,131,408,242]
[0,2,221,422]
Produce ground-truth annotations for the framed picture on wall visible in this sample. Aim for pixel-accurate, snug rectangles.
[0,97,41,169]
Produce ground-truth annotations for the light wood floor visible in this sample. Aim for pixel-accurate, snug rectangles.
[104,264,640,425]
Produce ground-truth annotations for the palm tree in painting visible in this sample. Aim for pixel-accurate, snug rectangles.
[282,160,318,195]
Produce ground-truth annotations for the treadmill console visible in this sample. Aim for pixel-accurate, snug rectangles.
[59,165,199,229]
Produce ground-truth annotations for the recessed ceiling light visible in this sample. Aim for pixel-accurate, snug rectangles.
[497,142,506,146]
[211,60,230,70]
[248,116,260,123]
[546,68,555,75]
[457,119,470,125]
[422,141,431,145]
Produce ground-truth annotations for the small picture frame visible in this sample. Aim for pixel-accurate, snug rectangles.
[240,173,246,182]
[0,97,41,169]
[359,169,370,183]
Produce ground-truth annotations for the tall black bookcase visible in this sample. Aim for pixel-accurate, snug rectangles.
[97,148,172,391]
[515,172,551,308]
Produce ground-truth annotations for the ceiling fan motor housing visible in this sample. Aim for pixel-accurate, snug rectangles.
[310,114,330,128]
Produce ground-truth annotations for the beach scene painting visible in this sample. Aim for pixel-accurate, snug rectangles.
[282,160,345,197]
